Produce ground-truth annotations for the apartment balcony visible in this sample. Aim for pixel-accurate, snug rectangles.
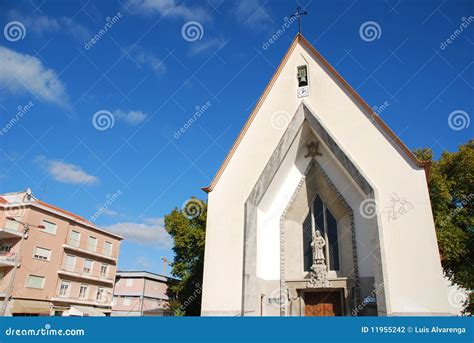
[50,295,111,308]
[57,264,114,285]
[0,226,23,239]
[62,239,116,263]
[0,252,19,267]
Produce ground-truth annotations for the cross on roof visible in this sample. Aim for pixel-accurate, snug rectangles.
[290,6,308,34]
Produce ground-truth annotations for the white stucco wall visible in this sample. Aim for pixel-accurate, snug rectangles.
[201,39,450,315]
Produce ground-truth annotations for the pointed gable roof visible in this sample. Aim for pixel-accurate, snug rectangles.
[203,34,429,193]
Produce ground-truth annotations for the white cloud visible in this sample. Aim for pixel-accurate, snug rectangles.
[8,11,91,41]
[135,256,152,269]
[36,156,98,185]
[0,46,68,106]
[128,0,211,22]
[113,109,147,125]
[129,46,166,74]
[103,217,172,249]
[189,37,227,56]
[234,0,273,31]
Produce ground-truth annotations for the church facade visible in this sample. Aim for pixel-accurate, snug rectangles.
[201,34,451,316]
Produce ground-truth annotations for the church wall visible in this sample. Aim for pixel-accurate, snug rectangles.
[298,44,450,315]
[202,41,450,316]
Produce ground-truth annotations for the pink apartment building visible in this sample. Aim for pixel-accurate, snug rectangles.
[112,271,172,316]
[0,190,123,316]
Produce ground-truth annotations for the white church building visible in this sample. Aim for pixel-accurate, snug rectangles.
[201,34,451,316]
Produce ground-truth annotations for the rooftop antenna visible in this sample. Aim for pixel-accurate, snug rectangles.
[39,184,47,200]
[291,6,308,34]
[25,187,32,199]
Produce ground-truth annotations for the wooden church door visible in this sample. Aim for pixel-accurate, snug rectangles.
[304,291,343,316]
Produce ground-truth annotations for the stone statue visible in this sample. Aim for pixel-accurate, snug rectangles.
[308,230,332,288]
[311,230,326,265]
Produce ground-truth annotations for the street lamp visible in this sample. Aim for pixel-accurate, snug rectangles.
[0,217,46,316]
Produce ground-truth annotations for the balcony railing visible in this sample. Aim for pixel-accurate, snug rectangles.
[0,222,23,238]
[0,252,19,266]
[51,294,112,306]
[58,263,114,283]
[63,238,114,260]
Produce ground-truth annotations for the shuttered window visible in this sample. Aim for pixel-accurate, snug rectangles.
[27,275,45,289]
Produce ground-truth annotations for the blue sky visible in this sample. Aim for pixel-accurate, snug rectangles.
[0,0,472,275]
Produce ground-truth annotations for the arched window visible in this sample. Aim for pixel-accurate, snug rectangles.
[302,195,340,271]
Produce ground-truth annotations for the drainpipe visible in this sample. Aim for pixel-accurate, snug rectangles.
[139,278,146,316]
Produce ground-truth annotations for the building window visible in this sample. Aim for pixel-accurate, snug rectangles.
[59,280,70,297]
[41,220,57,235]
[33,247,51,261]
[83,259,93,274]
[302,195,340,272]
[125,278,133,287]
[96,287,105,302]
[87,236,97,252]
[103,241,112,256]
[0,271,4,283]
[79,284,89,300]
[5,216,20,231]
[297,65,308,87]
[100,264,108,278]
[65,254,76,271]
[69,230,81,247]
[123,298,131,306]
[26,275,45,289]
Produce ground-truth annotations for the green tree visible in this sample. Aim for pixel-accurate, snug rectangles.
[414,140,473,314]
[164,198,206,316]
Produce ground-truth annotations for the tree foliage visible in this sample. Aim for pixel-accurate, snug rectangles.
[414,140,473,314]
[164,198,207,316]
